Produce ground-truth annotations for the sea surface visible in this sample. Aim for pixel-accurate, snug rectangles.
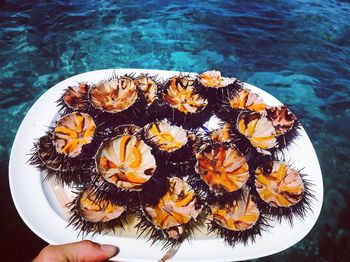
[0,0,349,261]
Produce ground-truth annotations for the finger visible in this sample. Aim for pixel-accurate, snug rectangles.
[62,240,118,262]
[33,240,119,262]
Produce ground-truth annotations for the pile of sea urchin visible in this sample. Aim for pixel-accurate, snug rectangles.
[30,70,313,249]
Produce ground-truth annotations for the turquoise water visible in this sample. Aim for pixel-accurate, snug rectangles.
[1,0,349,260]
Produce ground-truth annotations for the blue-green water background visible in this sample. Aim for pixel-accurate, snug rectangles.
[1,0,349,261]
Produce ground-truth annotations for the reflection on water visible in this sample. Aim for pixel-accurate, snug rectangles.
[1,0,350,260]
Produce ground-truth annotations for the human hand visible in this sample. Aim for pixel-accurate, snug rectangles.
[33,240,119,262]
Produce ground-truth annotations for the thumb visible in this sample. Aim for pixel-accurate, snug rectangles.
[34,240,119,262]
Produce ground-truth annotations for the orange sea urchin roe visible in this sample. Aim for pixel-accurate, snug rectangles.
[255,161,305,207]
[89,77,138,113]
[195,145,249,194]
[163,76,208,115]
[53,112,96,157]
[210,193,260,231]
[198,70,235,89]
[144,177,201,230]
[145,120,188,152]
[230,89,266,112]
[134,76,158,106]
[237,112,277,152]
[63,82,88,110]
[79,188,125,223]
[96,135,156,191]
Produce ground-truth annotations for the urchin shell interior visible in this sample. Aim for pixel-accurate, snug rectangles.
[89,77,138,113]
[254,161,305,207]
[229,89,266,113]
[53,112,97,158]
[209,191,260,231]
[144,119,188,153]
[195,143,250,195]
[79,187,126,223]
[95,134,157,191]
[251,160,314,224]
[68,187,129,236]
[63,82,89,111]
[144,177,201,231]
[163,76,208,115]
[198,70,236,89]
[236,111,277,153]
[207,188,269,247]
[266,106,297,136]
[134,75,158,106]
[136,177,204,248]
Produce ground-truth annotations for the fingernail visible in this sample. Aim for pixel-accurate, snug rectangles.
[99,244,119,256]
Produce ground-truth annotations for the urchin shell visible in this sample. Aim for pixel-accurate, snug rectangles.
[161,75,211,128]
[53,112,97,158]
[29,133,94,186]
[143,119,188,153]
[235,111,278,155]
[136,177,204,248]
[68,186,131,236]
[207,188,269,247]
[95,134,157,191]
[134,74,159,107]
[194,143,250,195]
[216,88,267,122]
[142,119,196,166]
[89,76,138,113]
[195,70,240,103]
[266,105,301,149]
[57,82,89,114]
[251,160,314,223]
[87,75,149,127]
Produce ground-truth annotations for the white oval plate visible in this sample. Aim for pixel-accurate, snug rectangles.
[9,69,323,261]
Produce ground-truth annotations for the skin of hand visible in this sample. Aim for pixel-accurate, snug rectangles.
[33,240,119,262]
